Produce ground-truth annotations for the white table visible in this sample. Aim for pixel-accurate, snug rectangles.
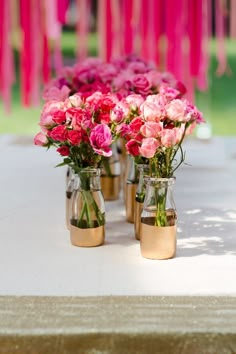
[1,135,236,297]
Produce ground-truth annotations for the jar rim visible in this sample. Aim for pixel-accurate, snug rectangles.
[144,176,176,183]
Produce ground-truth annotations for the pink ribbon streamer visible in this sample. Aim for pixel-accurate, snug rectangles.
[122,0,134,56]
[215,0,230,76]
[57,0,69,24]
[140,0,149,59]
[30,0,41,106]
[20,0,32,106]
[98,0,112,61]
[0,0,14,112]
[76,0,91,61]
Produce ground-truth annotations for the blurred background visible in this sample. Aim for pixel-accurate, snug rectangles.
[0,0,235,137]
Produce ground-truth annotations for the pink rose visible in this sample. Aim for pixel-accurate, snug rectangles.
[40,101,64,130]
[125,139,140,157]
[67,130,82,145]
[140,122,162,138]
[145,70,162,87]
[140,101,162,122]
[34,132,48,146]
[57,146,70,156]
[129,117,143,135]
[159,84,181,100]
[100,94,118,112]
[166,99,186,122]
[111,100,130,123]
[125,94,144,109]
[53,110,66,124]
[160,127,182,147]
[89,124,113,157]
[65,94,82,108]
[42,85,71,102]
[132,74,152,95]
[185,102,205,124]
[139,138,160,158]
[49,125,68,142]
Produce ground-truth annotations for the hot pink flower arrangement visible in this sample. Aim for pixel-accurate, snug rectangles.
[34,91,119,173]
[111,86,205,178]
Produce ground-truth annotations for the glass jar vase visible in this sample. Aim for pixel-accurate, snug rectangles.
[100,142,121,201]
[65,169,75,230]
[134,164,150,240]
[140,177,177,259]
[125,156,139,223]
[70,168,105,247]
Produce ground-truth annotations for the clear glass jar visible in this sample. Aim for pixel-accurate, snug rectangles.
[70,168,105,247]
[125,156,139,223]
[100,142,121,200]
[65,169,75,230]
[134,164,150,240]
[140,177,177,259]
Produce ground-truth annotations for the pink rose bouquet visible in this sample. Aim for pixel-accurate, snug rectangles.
[34,91,119,172]
[34,91,121,229]
[111,88,204,226]
[113,87,204,178]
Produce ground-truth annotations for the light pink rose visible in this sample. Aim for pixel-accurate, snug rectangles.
[140,122,162,138]
[89,124,113,157]
[166,99,187,122]
[65,94,82,108]
[125,94,144,109]
[140,101,162,122]
[40,101,64,130]
[139,138,160,158]
[160,127,183,147]
[186,121,196,136]
[34,132,48,146]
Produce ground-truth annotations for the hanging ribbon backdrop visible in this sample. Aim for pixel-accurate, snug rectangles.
[0,0,233,111]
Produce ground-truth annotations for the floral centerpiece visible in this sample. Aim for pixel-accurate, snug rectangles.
[111,84,205,227]
[34,91,119,231]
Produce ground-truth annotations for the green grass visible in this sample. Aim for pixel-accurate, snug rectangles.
[0,34,236,136]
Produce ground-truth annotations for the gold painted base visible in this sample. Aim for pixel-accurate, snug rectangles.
[70,224,105,247]
[134,201,143,240]
[125,183,137,223]
[140,223,176,259]
[101,175,120,201]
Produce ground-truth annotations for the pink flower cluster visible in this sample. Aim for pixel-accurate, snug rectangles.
[42,55,186,104]
[111,87,204,177]
[34,91,119,170]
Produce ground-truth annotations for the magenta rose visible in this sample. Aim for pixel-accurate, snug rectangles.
[89,124,113,157]
[34,132,48,146]
[139,137,160,158]
[57,146,70,156]
[67,130,82,145]
[125,139,140,157]
[49,125,68,142]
